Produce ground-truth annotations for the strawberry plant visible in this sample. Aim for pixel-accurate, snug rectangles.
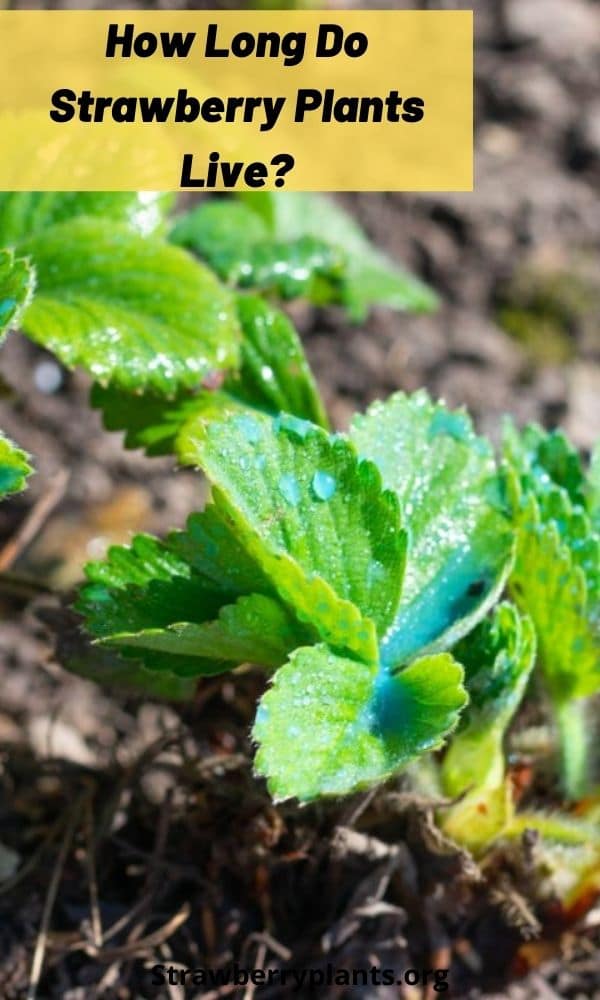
[1,191,599,910]
[73,390,599,813]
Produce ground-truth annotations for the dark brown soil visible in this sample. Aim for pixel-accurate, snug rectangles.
[1,1,599,997]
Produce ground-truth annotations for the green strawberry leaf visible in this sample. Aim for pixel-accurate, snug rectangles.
[253,644,466,801]
[240,192,439,320]
[171,199,345,305]
[90,294,326,456]
[509,492,599,701]
[1,194,241,399]
[442,602,536,797]
[231,235,344,304]
[90,383,240,457]
[535,486,599,608]
[350,392,514,667]
[100,593,312,674]
[17,219,240,393]
[224,295,328,427]
[0,431,32,498]
[171,199,271,270]
[49,605,198,701]
[75,646,199,698]
[78,531,228,640]
[503,418,587,509]
[68,644,199,699]
[182,410,406,661]
[503,421,599,702]
[77,511,309,676]
[0,191,174,245]
[0,249,35,342]
[167,505,274,597]
[79,503,275,636]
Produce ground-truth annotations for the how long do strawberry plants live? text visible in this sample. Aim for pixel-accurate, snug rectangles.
[50,23,425,131]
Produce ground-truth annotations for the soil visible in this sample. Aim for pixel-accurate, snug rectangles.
[1,1,600,998]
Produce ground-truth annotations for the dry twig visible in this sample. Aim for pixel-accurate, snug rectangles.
[26,792,84,1000]
[0,468,69,572]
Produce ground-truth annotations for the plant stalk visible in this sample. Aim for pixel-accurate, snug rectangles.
[555,698,589,801]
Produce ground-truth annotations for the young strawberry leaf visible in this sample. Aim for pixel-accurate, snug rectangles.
[171,199,345,304]
[503,423,599,704]
[0,431,32,498]
[223,295,328,427]
[0,249,35,342]
[253,644,466,801]
[74,404,481,800]
[17,219,240,393]
[79,531,228,640]
[350,392,514,667]
[503,418,587,509]
[0,191,174,245]
[166,505,275,597]
[100,593,312,674]
[77,508,313,677]
[508,492,599,702]
[79,505,276,638]
[240,192,439,320]
[504,432,600,801]
[182,410,407,661]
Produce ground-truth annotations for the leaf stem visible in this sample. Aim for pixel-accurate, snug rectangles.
[555,698,589,800]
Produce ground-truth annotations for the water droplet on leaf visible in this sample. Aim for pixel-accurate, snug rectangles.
[278,473,301,506]
[312,470,336,501]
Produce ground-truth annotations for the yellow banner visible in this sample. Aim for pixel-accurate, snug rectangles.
[0,10,472,191]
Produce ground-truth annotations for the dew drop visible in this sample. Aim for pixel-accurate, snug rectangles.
[255,704,269,725]
[274,413,313,440]
[312,470,336,501]
[234,414,262,444]
[278,473,301,506]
